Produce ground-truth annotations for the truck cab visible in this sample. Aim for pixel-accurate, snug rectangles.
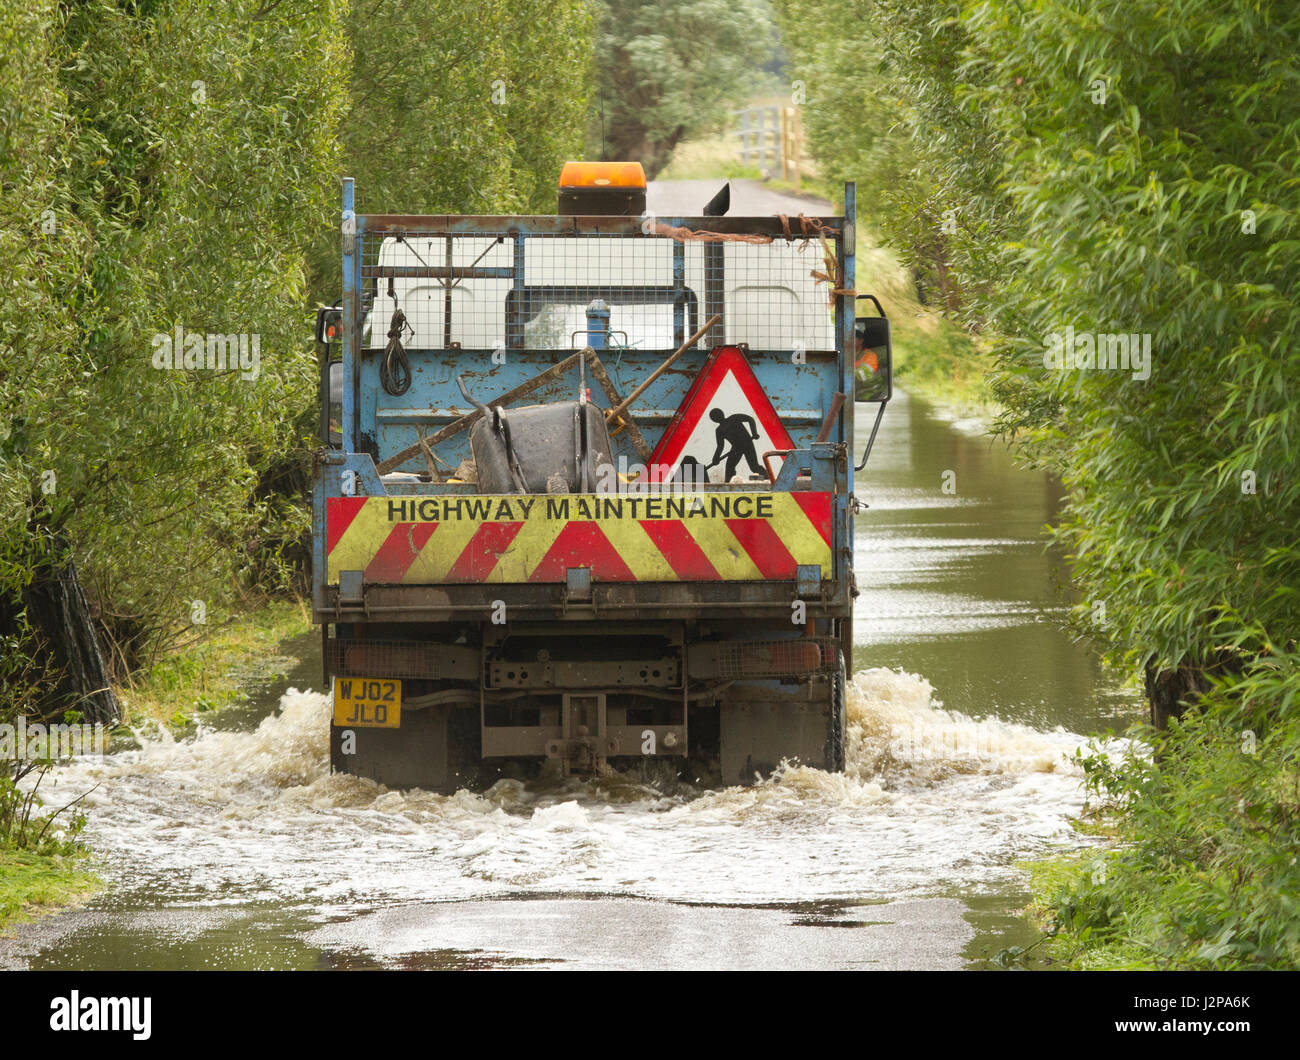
[313,163,890,790]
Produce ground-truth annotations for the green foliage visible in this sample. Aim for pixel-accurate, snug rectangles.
[970,0,1300,969]
[122,595,311,725]
[777,0,1300,966]
[967,0,1300,679]
[591,0,777,176]
[0,0,350,680]
[890,305,993,410]
[0,613,91,852]
[655,132,764,181]
[0,0,86,605]
[0,763,90,857]
[0,0,594,707]
[1031,681,1300,969]
[982,0,1300,972]
[341,0,592,218]
[0,620,92,853]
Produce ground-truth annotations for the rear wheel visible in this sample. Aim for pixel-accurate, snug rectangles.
[825,652,846,772]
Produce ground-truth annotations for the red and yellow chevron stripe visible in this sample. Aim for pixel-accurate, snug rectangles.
[325,492,831,584]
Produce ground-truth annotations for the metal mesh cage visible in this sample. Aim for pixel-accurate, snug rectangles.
[327,638,461,680]
[357,228,839,356]
[699,636,841,679]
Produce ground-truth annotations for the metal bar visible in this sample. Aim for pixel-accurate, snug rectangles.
[672,240,686,345]
[324,600,839,616]
[855,400,887,472]
[513,284,697,309]
[604,314,721,424]
[815,392,846,443]
[839,182,857,593]
[342,178,357,453]
[360,265,515,279]
[360,214,843,238]
[704,242,725,347]
[509,233,525,348]
[349,583,841,607]
[318,335,331,447]
[442,236,453,349]
[585,350,651,461]
[841,181,857,450]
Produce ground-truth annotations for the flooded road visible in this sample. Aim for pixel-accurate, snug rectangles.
[2,390,1140,971]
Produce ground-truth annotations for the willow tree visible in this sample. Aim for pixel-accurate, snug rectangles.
[2,0,597,721]
[591,0,775,177]
[0,0,351,714]
[0,0,110,721]
[771,0,1008,319]
[341,0,593,218]
[964,0,1300,720]
[965,0,1300,967]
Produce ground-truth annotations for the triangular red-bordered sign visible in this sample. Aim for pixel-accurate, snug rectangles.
[645,345,794,484]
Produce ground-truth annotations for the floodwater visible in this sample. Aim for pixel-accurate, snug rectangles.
[2,389,1141,971]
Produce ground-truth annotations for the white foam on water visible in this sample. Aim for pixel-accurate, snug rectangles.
[42,670,1099,909]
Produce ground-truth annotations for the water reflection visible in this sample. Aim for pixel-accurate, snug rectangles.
[854,390,1140,732]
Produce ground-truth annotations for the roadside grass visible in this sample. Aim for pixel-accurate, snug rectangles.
[116,594,313,730]
[0,848,100,933]
[657,132,764,182]
[856,238,995,416]
[1028,708,1300,970]
[1019,854,1155,970]
[2,595,311,931]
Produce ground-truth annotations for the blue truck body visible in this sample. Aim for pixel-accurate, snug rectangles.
[312,174,885,789]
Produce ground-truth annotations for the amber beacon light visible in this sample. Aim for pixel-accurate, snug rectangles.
[557,161,647,216]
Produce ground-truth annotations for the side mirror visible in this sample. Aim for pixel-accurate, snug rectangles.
[315,304,343,345]
[317,304,343,446]
[327,362,343,447]
[329,361,343,407]
[853,296,891,403]
[853,295,891,473]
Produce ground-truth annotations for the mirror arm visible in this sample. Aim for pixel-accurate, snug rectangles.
[854,400,888,472]
[319,339,331,446]
[857,293,885,317]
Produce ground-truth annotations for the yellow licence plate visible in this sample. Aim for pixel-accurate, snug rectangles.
[332,677,402,728]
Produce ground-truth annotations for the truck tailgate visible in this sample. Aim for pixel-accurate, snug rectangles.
[325,491,831,584]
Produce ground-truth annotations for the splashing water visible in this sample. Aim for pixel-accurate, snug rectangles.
[42,668,1094,910]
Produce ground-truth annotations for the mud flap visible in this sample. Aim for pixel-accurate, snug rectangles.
[331,704,455,792]
[719,686,829,786]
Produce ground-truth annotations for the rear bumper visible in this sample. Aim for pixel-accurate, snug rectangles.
[313,578,851,624]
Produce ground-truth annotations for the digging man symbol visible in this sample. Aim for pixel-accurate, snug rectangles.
[706,407,762,481]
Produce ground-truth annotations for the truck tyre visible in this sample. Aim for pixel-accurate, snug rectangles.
[826,653,847,773]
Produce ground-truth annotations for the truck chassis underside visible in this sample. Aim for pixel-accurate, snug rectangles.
[325,619,846,791]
